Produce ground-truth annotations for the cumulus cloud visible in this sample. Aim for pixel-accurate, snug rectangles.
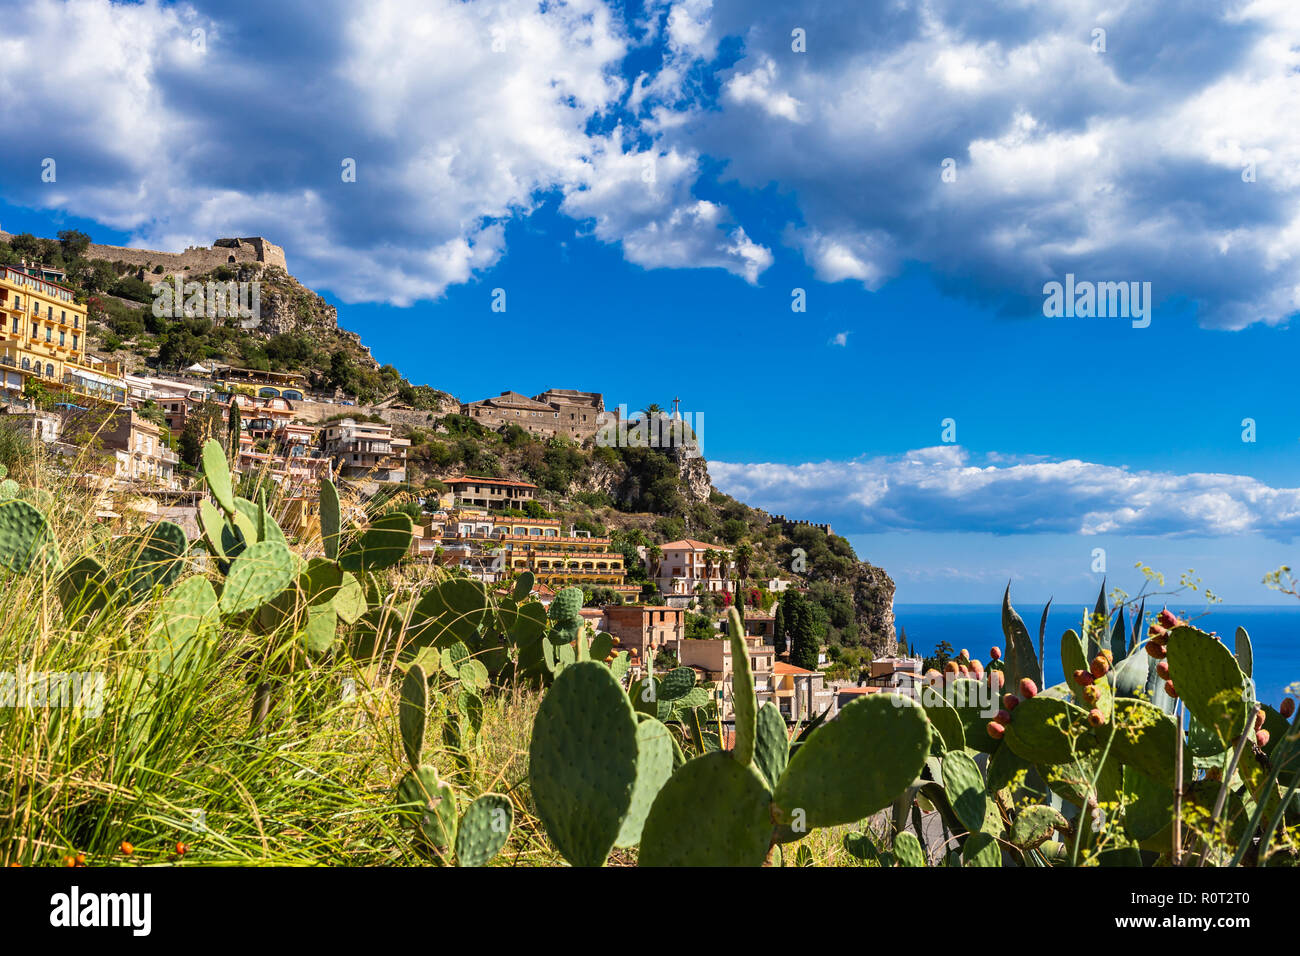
[667,0,1300,327]
[0,0,768,303]
[710,447,1300,539]
[4,0,1299,325]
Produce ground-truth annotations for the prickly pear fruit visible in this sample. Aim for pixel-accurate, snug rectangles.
[1087,708,1105,728]
[1145,640,1168,659]
[1090,655,1110,679]
[1282,698,1296,719]
[1003,694,1019,712]
[1255,710,1266,731]
[1158,608,1179,628]
[959,648,969,661]
[1148,623,1169,642]
[1019,678,1038,699]
[1257,729,1270,748]
[989,671,1004,691]
[1164,680,1178,699]
[995,708,1012,724]
[987,720,1006,740]
[944,661,959,674]
[989,646,1001,661]
[1073,669,1094,687]
[1155,660,1170,679]
[1082,685,1099,705]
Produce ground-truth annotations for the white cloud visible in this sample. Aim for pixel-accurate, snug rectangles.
[711,447,1300,539]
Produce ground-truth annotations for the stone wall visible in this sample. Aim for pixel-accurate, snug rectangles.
[78,236,288,276]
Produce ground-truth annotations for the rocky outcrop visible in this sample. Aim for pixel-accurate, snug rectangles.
[676,452,712,503]
[850,563,897,655]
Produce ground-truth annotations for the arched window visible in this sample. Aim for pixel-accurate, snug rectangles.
[45,363,53,377]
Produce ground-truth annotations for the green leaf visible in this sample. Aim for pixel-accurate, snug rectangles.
[728,606,757,768]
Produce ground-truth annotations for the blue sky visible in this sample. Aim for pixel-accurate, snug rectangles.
[3,0,1299,604]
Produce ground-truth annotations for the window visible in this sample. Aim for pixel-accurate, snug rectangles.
[45,363,53,377]
[45,327,51,342]
[59,331,65,346]
[72,334,78,350]
[30,323,37,338]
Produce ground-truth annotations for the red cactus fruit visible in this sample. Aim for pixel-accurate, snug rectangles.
[176,842,188,856]
[1158,608,1179,628]
[1090,656,1110,679]
[1073,669,1094,687]
[1257,729,1271,748]
[1147,623,1169,642]
[989,671,1005,691]
[996,708,1012,724]
[970,660,984,677]
[987,720,1006,740]
[120,842,134,855]
[989,646,1002,661]
[1019,678,1038,699]
[1002,693,1019,712]
[944,660,959,674]
[1087,708,1105,728]
[1282,698,1296,720]
[1164,680,1178,699]
[1083,685,1099,705]
[960,648,969,661]
[1255,710,1266,731]
[1100,649,1114,663]
[1145,640,1168,659]
[1155,660,1170,680]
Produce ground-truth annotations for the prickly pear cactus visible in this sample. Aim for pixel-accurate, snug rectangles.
[528,661,640,866]
[455,794,513,867]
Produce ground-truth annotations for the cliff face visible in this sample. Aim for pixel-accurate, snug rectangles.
[851,563,897,654]
[677,451,712,503]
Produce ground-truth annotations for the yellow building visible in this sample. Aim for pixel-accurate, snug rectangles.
[0,264,105,402]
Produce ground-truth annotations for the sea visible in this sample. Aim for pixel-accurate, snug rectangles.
[895,604,1298,708]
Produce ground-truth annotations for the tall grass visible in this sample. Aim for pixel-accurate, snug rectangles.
[0,439,564,867]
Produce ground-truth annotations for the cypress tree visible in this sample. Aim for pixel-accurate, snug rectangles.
[773,598,786,656]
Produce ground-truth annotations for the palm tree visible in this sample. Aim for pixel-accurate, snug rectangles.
[703,548,718,584]
[733,542,753,610]
[647,544,663,582]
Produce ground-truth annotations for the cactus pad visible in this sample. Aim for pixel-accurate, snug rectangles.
[201,439,236,514]
[219,540,296,616]
[529,661,640,866]
[151,574,219,678]
[728,606,757,767]
[1003,695,1097,766]
[397,766,458,858]
[0,499,53,573]
[894,831,926,867]
[1009,805,1066,849]
[639,752,773,867]
[1166,625,1252,752]
[754,701,789,790]
[319,477,341,560]
[455,794,513,867]
[940,750,987,835]
[614,717,675,848]
[399,664,429,768]
[774,693,931,829]
[339,512,413,571]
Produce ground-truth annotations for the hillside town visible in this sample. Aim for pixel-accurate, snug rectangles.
[0,252,919,728]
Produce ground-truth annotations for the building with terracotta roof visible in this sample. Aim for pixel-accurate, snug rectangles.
[773,661,836,722]
[650,539,734,602]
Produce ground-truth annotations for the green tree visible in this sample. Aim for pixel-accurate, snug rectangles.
[773,597,786,656]
[785,590,821,671]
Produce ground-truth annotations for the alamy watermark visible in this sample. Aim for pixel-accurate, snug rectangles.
[595,405,702,458]
[152,277,261,321]
[0,669,104,717]
[1042,274,1151,328]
